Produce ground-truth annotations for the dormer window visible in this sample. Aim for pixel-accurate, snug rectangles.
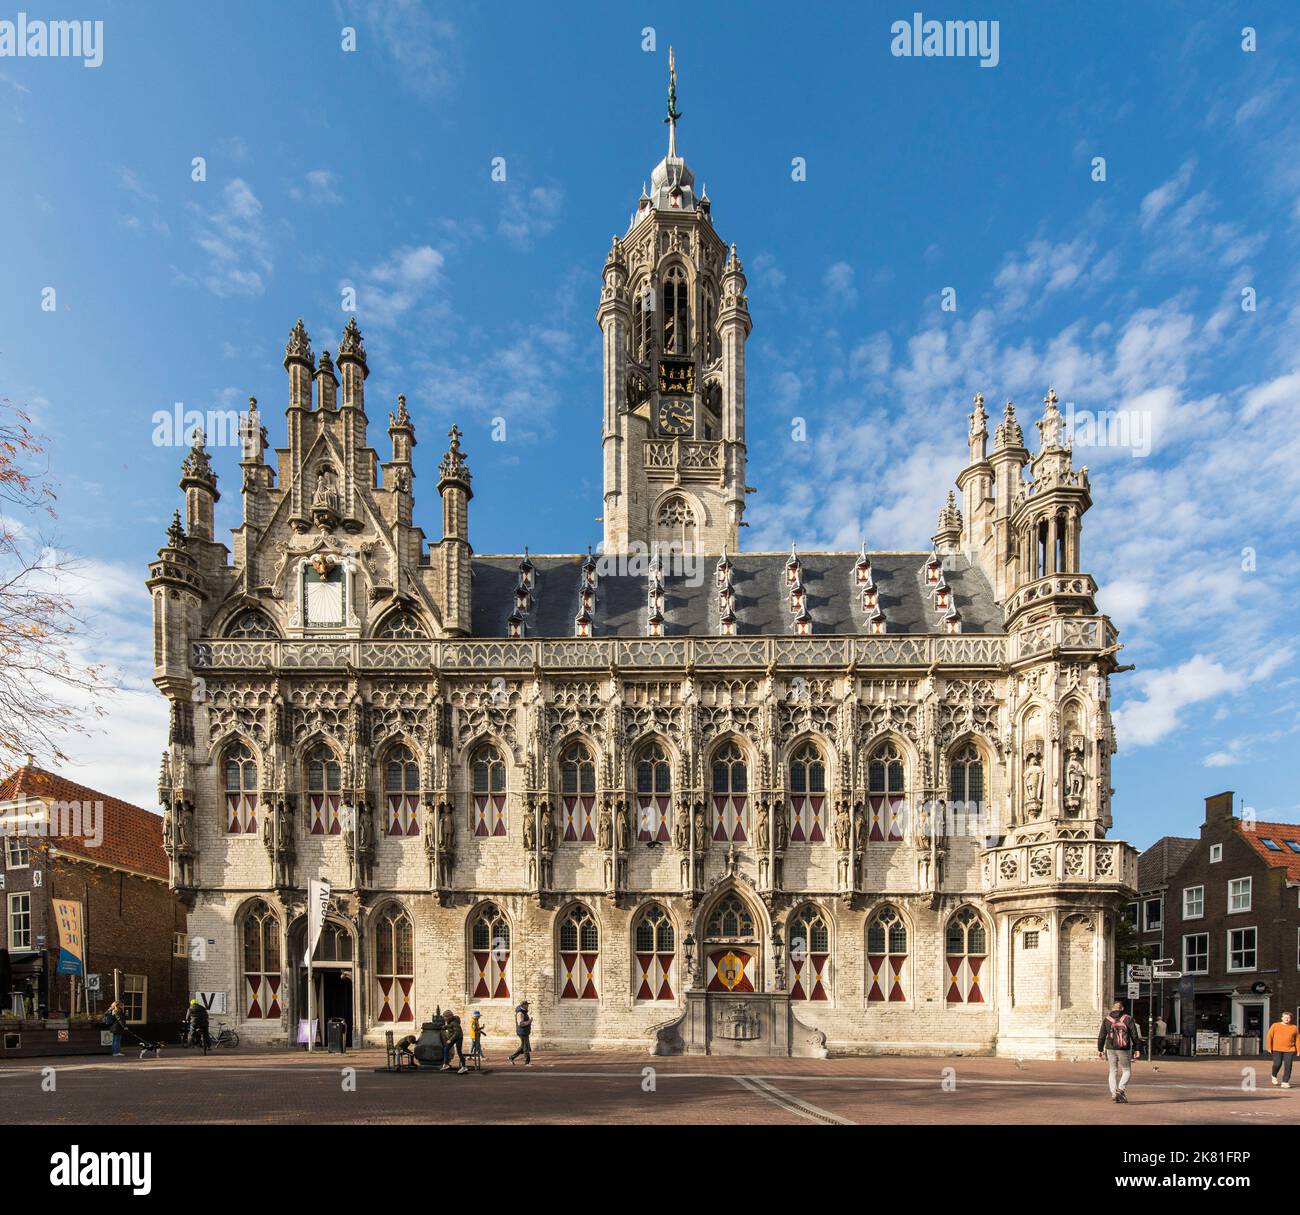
[789,583,804,613]
[785,549,801,586]
[854,554,872,585]
[580,585,595,612]
[720,609,737,637]
[794,610,812,637]
[925,552,943,585]
[518,551,535,589]
[934,580,950,611]
[648,609,664,638]
[944,606,962,635]
[869,608,887,636]
[860,585,878,613]
[515,585,531,614]
[575,608,592,639]
[508,611,525,639]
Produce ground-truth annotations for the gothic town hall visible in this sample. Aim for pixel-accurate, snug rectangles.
[148,73,1136,1059]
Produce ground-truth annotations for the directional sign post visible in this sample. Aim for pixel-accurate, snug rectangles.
[1153,970,1182,980]
[1127,981,1141,1000]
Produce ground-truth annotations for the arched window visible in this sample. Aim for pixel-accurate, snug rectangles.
[305,743,342,835]
[558,905,599,1000]
[707,893,756,939]
[633,903,676,1001]
[866,905,908,1002]
[789,740,827,843]
[703,292,717,363]
[374,906,414,1022]
[316,920,353,962]
[945,906,988,1005]
[225,608,278,639]
[788,904,830,1001]
[710,740,748,842]
[470,902,512,1000]
[634,741,672,842]
[949,741,985,822]
[470,744,507,837]
[224,742,259,834]
[559,741,597,842]
[243,900,281,1019]
[656,495,695,550]
[662,265,689,354]
[384,744,420,837]
[374,608,428,640]
[866,741,906,842]
[631,280,649,361]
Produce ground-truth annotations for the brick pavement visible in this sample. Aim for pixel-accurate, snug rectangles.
[0,1048,1292,1125]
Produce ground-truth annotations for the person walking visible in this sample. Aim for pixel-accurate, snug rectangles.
[1266,1010,1298,1089]
[441,1008,468,1074]
[104,1000,127,1058]
[509,999,533,1065]
[1097,999,1143,1103]
[467,1010,486,1068]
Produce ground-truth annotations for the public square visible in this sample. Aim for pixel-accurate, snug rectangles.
[0,1049,1291,1126]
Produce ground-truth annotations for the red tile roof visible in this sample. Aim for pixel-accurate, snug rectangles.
[0,764,168,880]
[1238,819,1300,882]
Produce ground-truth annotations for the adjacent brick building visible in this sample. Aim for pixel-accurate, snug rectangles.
[0,759,189,1033]
[1154,792,1300,1048]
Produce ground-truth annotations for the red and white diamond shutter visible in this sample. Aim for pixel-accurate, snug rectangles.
[634,952,675,1000]
[633,904,676,1000]
[224,743,258,834]
[945,954,985,1003]
[945,908,987,1003]
[244,973,281,1019]
[634,743,672,842]
[867,908,908,1002]
[789,795,826,843]
[386,793,419,837]
[473,793,507,838]
[866,747,906,841]
[789,742,827,843]
[561,794,597,842]
[711,742,748,841]
[227,793,257,835]
[470,903,511,1000]
[558,906,599,999]
[636,795,671,842]
[309,793,341,835]
[712,793,747,842]
[376,976,414,1021]
[788,906,831,1000]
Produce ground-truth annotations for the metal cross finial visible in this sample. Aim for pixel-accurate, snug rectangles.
[665,46,681,157]
[1044,387,1059,407]
[448,424,462,448]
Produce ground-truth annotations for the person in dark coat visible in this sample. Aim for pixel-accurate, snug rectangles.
[509,1000,533,1065]
[1097,999,1143,1103]
[104,1000,127,1057]
[441,1008,468,1074]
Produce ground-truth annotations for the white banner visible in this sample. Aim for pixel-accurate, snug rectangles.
[305,879,331,966]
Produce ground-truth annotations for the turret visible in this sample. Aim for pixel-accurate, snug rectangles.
[436,425,473,635]
[179,431,219,542]
[385,395,416,527]
[988,399,1030,601]
[337,317,368,412]
[284,318,313,410]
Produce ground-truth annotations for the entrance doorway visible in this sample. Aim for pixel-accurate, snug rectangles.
[1239,1002,1265,1051]
[290,918,356,1047]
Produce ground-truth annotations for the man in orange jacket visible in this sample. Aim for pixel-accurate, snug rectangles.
[1266,1011,1298,1089]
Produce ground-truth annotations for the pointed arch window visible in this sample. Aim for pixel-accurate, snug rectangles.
[471,744,507,837]
[788,904,831,1001]
[710,740,748,842]
[242,900,281,1019]
[224,742,259,834]
[789,740,827,843]
[662,265,689,355]
[558,905,599,1000]
[384,744,420,837]
[470,902,512,1000]
[866,742,906,842]
[706,893,756,939]
[559,741,597,842]
[225,608,278,639]
[306,743,342,835]
[866,905,908,1002]
[945,906,988,1005]
[374,608,428,640]
[634,741,672,842]
[631,280,650,362]
[949,741,985,820]
[703,292,717,363]
[705,893,758,992]
[374,906,414,1022]
[633,903,676,1001]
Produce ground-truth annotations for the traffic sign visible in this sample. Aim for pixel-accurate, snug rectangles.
[1127,981,1141,1000]
[1152,958,1174,967]
[85,974,101,992]
[1153,970,1182,980]
[1129,966,1153,980]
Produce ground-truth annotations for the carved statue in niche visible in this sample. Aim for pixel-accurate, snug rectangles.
[853,802,866,851]
[356,801,374,853]
[614,800,630,852]
[539,801,554,851]
[311,466,339,511]
[1023,743,1045,818]
[522,799,537,851]
[438,801,455,852]
[773,800,788,852]
[756,801,770,851]
[597,799,613,849]
[1064,738,1088,814]
[693,804,708,852]
[834,801,851,850]
[673,805,689,852]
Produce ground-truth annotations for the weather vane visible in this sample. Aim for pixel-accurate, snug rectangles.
[665,46,681,157]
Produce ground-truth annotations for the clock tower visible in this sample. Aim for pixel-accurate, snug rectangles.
[597,49,751,556]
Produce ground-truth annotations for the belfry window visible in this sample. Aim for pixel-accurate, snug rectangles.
[703,293,717,363]
[384,744,420,837]
[662,266,689,355]
[631,281,649,361]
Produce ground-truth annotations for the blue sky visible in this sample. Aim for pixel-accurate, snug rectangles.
[2,0,1297,846]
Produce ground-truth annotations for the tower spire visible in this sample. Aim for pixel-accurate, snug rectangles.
[665,46,681,158]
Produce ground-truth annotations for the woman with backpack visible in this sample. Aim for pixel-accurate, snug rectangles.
[1097,999,1144,1103]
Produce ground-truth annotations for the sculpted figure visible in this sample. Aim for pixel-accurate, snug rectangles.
[614,801,630,852]
[1023,748,1044,814]
[673,807,689,852]
[598,800,612,849]
[773,801,788,852]
[834,801,851,851]
[756,801,770,851]
[540,801,555,851]
[522,800,537,851]
[438,801,455,851]
[693,805,708,852]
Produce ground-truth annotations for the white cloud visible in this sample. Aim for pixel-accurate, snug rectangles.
[350,244,445,328]
[498,184,564,250]
[289,169,341,206]
[184,178,273,297]
[1112,655,1245,747]
[823,261,857,308]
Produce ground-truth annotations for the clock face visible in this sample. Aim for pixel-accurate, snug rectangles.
[658,399,694,436]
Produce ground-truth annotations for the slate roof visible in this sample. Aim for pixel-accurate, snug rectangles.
[0,764,168,880]
[1136,835,1198,893]
[470,551,1005,638]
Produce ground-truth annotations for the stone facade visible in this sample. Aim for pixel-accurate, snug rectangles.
[146,71,1135,1059]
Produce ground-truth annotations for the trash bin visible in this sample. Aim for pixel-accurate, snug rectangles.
[327,1017,348,1054]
